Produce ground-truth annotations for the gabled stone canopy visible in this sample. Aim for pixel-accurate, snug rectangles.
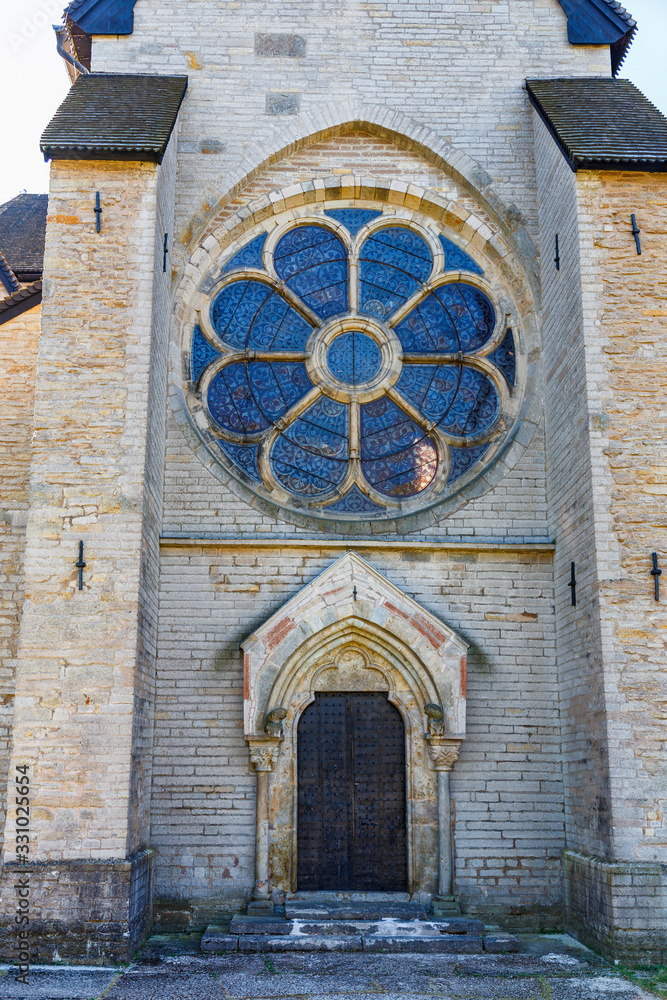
[241,551,468,738]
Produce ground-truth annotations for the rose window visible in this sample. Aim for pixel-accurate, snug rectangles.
[187,209,518,520]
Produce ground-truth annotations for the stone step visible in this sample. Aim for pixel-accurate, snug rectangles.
[284,900,428,921]
[201,924,520,955]
[229,914,485,936]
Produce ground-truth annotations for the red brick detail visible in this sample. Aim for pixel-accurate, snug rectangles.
[266,616,295,651]
[243,653,249,700]
[460,655,467,699]
[384,601,410,621]
[410,614,448,650]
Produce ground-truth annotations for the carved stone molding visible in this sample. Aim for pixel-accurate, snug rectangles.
[426,735,464,771]
[247,739,281,772]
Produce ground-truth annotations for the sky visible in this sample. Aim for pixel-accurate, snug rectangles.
[0,0,666,206]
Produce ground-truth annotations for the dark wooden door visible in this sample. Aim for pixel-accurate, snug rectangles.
[297,692,407,891]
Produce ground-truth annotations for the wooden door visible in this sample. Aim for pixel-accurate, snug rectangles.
[297,691,407,891]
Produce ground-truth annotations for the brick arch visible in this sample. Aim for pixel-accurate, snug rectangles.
[177,106,538,286]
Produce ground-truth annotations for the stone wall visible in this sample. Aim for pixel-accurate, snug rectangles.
[164,133,547,540]
[0,305,40,836]
[154,541,563,928]
[0,141,178,959]
[91,0,610,260]
[534,112,667,962]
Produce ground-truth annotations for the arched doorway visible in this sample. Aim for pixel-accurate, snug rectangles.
[297,691,407,891]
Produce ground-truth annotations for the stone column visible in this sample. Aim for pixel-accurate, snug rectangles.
[426,736,464,916]
[247,739,280,915]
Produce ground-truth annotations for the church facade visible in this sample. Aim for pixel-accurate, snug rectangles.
[0,0,665,966]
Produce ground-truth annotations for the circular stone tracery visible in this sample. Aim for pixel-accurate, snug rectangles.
[187,209,520,520]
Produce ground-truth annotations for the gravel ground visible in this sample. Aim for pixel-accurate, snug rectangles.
[0,934,656,1000]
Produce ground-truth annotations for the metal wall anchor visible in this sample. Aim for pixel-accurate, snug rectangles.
[568,561,576,607]
[631,214,642,255]
[651,552,661,602]
[163,232,169,273]
[554,234,560,271]
[94,192,102,233]
[76,540,86,591]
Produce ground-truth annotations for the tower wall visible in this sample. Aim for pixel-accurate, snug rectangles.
[534,109,667,964]
[0,135,177,963]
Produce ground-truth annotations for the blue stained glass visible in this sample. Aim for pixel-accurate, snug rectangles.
[395,284,495,354]
[192,217,511,514]
[447,443,490,483]
[274,225,348,319]
[271,421,347,496]
[223,233,267,272]
[327,331,381,385]
[396,365,498,436]
[207,361,311,434]
[190,325,220,382]
[359,227,432,319]
[360,396,437,497]
[281,396,348,460]
[488,327,516,386]
[326,485,385,514]
[439,236,484,275]
[211,279,313,351]
[219,440,261,482]
[324,209,383,236]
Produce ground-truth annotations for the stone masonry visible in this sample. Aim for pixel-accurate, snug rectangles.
[0,0,664,969]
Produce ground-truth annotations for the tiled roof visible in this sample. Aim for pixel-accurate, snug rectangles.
[0,281,42,326]
[556,0,636,75]
[0,194,48,280]
[526,77,667,171]
[40,73,188,164]
[65,0,138,35]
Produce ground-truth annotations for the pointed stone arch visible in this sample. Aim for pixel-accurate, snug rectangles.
[240,553,467,907]
[177,106,539,288]
[242,552,468,740]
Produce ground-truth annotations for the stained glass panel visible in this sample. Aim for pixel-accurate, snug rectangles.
[360,227,432,319]
[327,332,382,384]
[439,236,484,275]
[274,225,348,319]
[219,440,261,482]
[489,328,516,386]
[448,443,490,484]
[360,397,437,496]
[211,280,313,351]
[222,233,267,272]
[207,361,311,434]
[325,485,386,514]
[190,325,220,383]
[324,209,383,236]
[395,284,495,353]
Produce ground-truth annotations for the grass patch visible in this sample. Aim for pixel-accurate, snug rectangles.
[619,965,667,997]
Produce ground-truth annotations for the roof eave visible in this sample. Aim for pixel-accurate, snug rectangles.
[0,285,43,326]
[41,146,166,164]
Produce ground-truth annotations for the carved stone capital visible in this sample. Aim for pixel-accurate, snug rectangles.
[425,735,464,771]
[247,738,281,772]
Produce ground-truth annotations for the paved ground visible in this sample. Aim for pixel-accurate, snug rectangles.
[0,934,659,1000]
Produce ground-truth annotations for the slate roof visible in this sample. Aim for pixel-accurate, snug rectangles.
[0,194,48,281]
[41,74,188,163]
[556,0,636,74]
[527,78,667,171]
[65,0,138,35]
